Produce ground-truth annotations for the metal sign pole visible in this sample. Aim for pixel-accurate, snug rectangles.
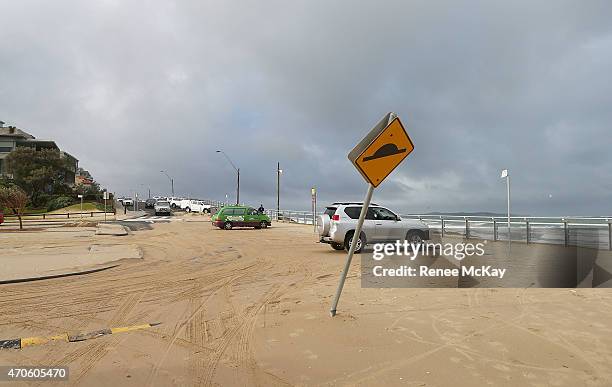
[330,183,374,317]
[507,175,511,252]
[331,111,413,318]
[314,189,317,233]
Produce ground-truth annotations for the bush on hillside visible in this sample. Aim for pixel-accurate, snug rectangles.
[47,196,75,212]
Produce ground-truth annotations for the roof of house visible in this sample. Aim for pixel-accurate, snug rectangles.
[0,125,76,161]
[17,138,59,150]
[0,127,35,139]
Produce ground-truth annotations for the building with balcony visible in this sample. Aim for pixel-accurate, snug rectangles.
[0,121,79,186]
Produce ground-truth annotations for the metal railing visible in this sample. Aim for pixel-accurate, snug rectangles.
[3,210,116,220]
[2,211,117,226]
[265,209,319,225]
[262,208,612,251]
[402,215,612,251]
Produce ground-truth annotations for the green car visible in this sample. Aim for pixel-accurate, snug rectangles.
[212,205,271,230]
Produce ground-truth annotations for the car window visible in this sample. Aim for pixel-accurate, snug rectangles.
[344,206,377,220]
[373,207,397,221]
[223,209,234,215]
[233,208,246,215]
[247,208,258,215]
[157,201,169,206]
[344,207,361,219]
[324,207,337,218]
[366,208,377,220]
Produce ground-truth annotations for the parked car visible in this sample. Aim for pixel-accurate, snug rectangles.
[211,206,271,230]
[154,200,172,216]
[184,200,212,213]
[317,202,431,253]
[145,198,157,208]
[122,198,134,207]
[170,197,184,209]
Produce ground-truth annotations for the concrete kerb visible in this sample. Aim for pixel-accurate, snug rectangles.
[95,223,130,236]
[115,210,146,221]
[0,323,161,349]
[0,264,120,285]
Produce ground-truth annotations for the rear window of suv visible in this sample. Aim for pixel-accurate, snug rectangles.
[344,207,361,219]
[324,207,337,218]
[343,206,379,220]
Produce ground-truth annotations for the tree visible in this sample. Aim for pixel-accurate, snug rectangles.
[4,147,71,206]
[0,186,28,230]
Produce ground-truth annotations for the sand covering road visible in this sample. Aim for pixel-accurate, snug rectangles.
[0,220,611,386]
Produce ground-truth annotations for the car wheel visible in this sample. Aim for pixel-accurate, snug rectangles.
[155,212,158,216]
[224,222,233,230]
[345,232,365,254]
[331,242,344,251]
[406,230,425,245]
[186,207,191,213]
[259,221,268,229]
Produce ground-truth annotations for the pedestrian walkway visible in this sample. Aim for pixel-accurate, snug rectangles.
[121,215,182,223]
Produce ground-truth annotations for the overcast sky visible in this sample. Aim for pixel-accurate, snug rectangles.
[1,1,611,215]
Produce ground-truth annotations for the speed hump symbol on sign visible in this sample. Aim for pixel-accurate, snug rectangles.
[348,113,414,188]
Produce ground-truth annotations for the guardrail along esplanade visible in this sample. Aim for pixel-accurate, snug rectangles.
[260,208,612,251]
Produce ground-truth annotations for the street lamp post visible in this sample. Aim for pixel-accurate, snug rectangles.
[501,169,511,250]
[216,150,240,205]
[160,170,174,197]
[140,184,151,199]
[277,162,283,219]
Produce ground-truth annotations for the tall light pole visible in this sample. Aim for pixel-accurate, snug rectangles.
[501,169,511,250]
[140,183,151,199]
[216,150,239,205]
[277,162,283,217]
[160,170,174,197]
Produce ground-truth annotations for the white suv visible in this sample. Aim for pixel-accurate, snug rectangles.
[184,200,211,213]
[170,197,184,209]
[318,202,431,253]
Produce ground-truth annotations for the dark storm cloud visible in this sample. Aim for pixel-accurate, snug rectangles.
[1,0,611,215]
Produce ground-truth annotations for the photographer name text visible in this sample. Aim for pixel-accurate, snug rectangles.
[372,265,507,279]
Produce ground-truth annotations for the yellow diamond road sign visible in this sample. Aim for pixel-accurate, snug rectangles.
[348,113,414,188]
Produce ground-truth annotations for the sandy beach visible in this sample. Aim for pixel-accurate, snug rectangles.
[1,218,611,386]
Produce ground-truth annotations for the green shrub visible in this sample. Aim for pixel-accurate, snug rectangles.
[47,196,75,212]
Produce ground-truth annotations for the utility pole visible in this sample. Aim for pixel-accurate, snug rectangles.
[160,170,174,197]
[216,150,240,205]
[277,162,282,216]
[501,169,511,252]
